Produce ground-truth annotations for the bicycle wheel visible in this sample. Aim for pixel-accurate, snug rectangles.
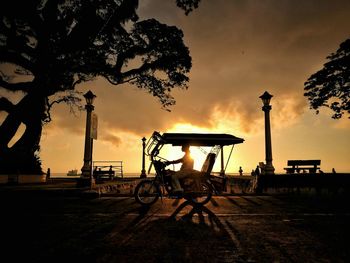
[187,182,212,205]
[134,180,160,205]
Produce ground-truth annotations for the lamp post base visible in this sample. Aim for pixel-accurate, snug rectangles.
[264,164,275,175]
[140,170,147,178]
[76,177,95,188]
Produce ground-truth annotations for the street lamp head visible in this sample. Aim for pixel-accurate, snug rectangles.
[259,91,273,106]
[83,90,96,106]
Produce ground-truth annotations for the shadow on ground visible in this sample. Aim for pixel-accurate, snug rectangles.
[99,201,242,262]
[2,191,350,262]
[1,197,242,263]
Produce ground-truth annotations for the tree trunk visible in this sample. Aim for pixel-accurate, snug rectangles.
[0,93,46,175]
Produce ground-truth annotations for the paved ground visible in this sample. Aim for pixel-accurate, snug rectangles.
[0,183,349,263]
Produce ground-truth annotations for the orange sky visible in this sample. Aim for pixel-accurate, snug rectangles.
[2,0,350,174]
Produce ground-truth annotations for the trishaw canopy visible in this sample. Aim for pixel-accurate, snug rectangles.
[161,133,244,146]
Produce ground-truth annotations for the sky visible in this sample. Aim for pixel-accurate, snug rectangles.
[4,0,350,174]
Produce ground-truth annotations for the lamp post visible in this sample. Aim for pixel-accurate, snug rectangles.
[80,90,96,186]
[140,137,147,178]
[259,91,275,175]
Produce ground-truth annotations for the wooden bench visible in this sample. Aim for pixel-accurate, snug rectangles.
[284,160,321,174]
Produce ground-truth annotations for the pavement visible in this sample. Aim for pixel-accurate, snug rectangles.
[0,177,141,198]
[1,179,350,262]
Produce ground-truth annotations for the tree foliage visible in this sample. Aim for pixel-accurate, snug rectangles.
[304,38,350,119]
[176,0,201,15]
[0,0,200,174]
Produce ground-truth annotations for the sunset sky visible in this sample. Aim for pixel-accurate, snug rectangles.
[7,0,350,175]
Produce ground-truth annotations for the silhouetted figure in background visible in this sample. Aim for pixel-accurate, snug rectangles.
[165,144,197,194]
[109,165,113,180]
[332,168,336,174]
[93,166,98,179]
[46,168,51,182]
[239,166,243,176]
[254,165,260,176]
[251,169,256,176]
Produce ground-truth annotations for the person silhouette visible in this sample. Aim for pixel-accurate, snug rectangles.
[46,168,51,182]
[93,166,98,179]
[254,165,260,176]
[239,166,243,176]
[332,168,336,173]
[109,165,113,179]
[165,144,194,194]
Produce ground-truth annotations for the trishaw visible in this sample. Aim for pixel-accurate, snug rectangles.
[134,131,244,206]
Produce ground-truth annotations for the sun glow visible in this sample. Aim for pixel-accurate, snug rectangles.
[158,144,213,171]
[190,146,212,171]
[164,123,215,170]
[164,122,241,172]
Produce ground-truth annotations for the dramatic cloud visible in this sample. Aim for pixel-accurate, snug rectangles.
[3,0,350,172]
[8,0,350,142]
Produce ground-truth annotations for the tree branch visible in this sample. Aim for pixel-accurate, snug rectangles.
[101,60,155,85]
[0,50,35,73]
[0,97,15,113]
[120,61,157,81]
[114,45,149,73]
[44,92,82,123]
[2,19,36,58]
[0,77,33,93]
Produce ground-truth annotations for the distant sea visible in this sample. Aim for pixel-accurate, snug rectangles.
[51,172,248,178]
[51,172,142,178]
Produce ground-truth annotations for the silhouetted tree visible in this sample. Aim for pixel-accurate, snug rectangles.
[0,0,201,174]
[304,38,350,119]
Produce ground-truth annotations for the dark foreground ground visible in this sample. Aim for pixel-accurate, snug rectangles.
[0,182,349,263]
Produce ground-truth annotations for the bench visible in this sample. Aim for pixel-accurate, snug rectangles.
[284,160,321,174]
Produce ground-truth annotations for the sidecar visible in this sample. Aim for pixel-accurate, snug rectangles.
[145,131,244,194]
